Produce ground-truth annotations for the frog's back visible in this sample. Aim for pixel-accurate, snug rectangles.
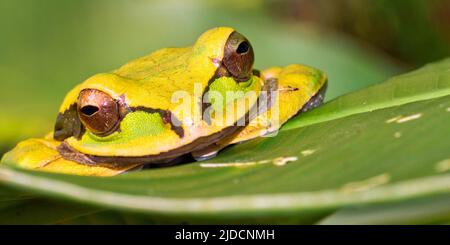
[114,47,192,80]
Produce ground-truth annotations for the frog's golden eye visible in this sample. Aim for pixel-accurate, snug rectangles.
[77,89,120,136]
[222,31,254,82]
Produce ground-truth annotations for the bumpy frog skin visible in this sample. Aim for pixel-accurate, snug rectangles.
[1,27,327,176]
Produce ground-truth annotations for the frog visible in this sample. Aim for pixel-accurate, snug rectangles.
[1,27,327,176]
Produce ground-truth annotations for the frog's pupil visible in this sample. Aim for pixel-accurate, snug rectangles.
[80,105,99,116]
[236,41,249,54]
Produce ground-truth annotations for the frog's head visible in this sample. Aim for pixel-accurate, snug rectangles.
[52,27,263,165]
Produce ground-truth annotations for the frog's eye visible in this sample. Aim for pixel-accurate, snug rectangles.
[77,89,120,136]
[222,31,254,82]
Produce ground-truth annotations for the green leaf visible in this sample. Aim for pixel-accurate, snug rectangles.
[318,194,450,225]
[0,198,104,225]
[1,58,449,224]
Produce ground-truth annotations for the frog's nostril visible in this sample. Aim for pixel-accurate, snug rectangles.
[80,105,99,116]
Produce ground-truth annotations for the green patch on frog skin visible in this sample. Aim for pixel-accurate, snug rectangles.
[81,111,167,146]
[208,76,260,111]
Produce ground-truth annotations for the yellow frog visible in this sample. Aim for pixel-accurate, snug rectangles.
[1,27,327,176]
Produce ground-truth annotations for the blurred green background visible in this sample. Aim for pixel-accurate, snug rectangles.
[0,0,449,153]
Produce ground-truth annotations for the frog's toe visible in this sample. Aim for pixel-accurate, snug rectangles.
[191,148,219,161]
